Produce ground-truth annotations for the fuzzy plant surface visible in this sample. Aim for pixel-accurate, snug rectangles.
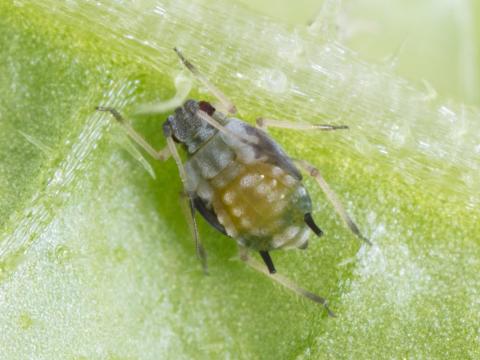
[1,0,480,359]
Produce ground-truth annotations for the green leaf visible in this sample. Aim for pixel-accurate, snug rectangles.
[1,1,479,358]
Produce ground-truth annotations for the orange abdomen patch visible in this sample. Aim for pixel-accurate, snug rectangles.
[210,161,310,250]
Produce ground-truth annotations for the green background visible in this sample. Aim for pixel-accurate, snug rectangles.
[1,0,479,359]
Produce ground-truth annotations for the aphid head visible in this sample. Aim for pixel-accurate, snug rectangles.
[162,99,217,153]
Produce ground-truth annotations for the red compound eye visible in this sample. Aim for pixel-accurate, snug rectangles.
[198,101,216,116]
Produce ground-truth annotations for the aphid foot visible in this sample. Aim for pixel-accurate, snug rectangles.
[96,106,124,123]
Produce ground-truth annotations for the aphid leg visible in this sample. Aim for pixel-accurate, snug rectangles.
[166,136,209,274]
[259,251,276,274]
[181,193,209,274]
[296,159,372,245]
[195,109,253,145]
[256,117,348,131]
[96,107,170,161]
[239,247,335,317]
[173,47,237,114]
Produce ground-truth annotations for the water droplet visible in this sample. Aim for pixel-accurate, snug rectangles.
[258,69,288,94]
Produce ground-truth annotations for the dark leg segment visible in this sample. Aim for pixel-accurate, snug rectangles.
[259,251,276,274]
[304,213,323,237]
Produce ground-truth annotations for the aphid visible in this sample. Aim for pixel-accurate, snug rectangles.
[97,48,370,317]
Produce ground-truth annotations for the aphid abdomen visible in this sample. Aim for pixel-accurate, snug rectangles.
[209,161,312,251]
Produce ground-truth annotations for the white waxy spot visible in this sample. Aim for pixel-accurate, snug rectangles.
[297,187,307,197]
[273,227,301,249]
[252,228,268,237]
[225,225,238,237]
[217,210,238,237]
[240,218,251,228]
[215,150,233,170]
[273,201,287,214]
[217,210,227,225]
[223,191,235,205]
[232,207,244,217]
[272,233,287,248]
[217,216,225,225]
[239,146,256,163]
[296,228,310,246]
[256,183,270,195]
[272,166,283,177]
[284,175,296,186]
[194,156,218,179]
[267,190,278,203]
[285,226,300,240]
[237,237,246,246]
[240,174,261,188]
[197,183,213,202]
